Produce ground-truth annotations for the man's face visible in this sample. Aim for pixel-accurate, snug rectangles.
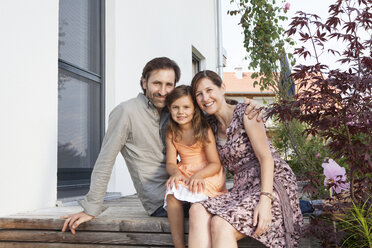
[142,68,176,112]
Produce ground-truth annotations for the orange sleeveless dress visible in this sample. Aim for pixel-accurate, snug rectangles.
[164,138,227,208]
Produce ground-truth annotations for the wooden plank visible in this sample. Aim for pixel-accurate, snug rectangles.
[0,217,175,233]
[0,242,171,248]
[0,237,312,248]
[0,231,266,248]
[0,230,175,246]
[0,194,317,248]
[0,239,318,248]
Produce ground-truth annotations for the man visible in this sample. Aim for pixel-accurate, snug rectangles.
[61,57,262,234]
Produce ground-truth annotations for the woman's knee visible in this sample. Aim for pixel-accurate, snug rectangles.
[189,203,205,218]
[210,216,228,236]
[210,216,242,240]
[189,203,209,224]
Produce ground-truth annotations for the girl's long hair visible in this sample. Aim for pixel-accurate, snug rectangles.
[166,85,210,146]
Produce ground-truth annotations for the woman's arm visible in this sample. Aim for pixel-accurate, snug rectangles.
[165,133,186,189]
[188,128,222,193]
[243,115,274,237]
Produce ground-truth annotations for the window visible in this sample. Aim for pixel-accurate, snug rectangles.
[57,0,105,198]
[192,46,205,77]
[192,55,200,76]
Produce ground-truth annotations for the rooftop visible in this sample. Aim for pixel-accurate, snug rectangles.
[224,71,275,95]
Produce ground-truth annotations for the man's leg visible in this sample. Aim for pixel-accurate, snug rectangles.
[183,202,191,217]
[188,203,212,248]
[151,205,168,217]
[166,194,185,248]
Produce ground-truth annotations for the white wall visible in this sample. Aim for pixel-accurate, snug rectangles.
[0,0,59,216]
[106,0,219,195]
[0,0,218,214]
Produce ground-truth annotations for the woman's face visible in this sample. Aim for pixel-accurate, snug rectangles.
[194,77,225,115]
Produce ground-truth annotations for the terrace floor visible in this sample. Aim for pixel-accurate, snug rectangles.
[0,194,319,247]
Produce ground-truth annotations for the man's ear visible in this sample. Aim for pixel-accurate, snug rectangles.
[141,77,147,90]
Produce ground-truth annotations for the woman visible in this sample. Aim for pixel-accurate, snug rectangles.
[188,70,303,248]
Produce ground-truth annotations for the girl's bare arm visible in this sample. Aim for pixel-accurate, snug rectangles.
[193,128,222,178]
[165,133,186,188]
[165,133,178,175]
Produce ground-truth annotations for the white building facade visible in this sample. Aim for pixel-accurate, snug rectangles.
[0,0,221,216]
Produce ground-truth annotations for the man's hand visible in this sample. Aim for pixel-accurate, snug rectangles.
[61,211,94,234]
[243,98,265,122]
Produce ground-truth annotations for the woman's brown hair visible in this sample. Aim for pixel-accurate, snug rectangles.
[191,70,238,105]
[166,85,210,145]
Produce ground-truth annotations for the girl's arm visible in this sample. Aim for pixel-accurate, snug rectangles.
[188,128,223,192]
[165,133,186,189]
[195,128,222,177]
[243,114,274,237]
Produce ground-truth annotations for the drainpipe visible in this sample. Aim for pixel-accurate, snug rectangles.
[216,0,224,80]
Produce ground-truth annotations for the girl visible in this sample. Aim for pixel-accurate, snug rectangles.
[164,85,226,248]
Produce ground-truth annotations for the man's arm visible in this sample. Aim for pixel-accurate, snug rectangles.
[61,104,130,234]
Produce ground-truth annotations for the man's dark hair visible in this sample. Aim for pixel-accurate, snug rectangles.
[140,57,181,94]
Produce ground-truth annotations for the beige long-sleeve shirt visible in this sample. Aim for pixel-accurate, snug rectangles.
[79,93,169,216]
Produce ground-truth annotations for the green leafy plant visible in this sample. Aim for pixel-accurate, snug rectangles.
[271,118,333,199]
[228,0,317,178]
[336,199,372,248]
[228,0,295,98]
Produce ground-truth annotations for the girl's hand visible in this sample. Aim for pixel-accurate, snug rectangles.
[166,172,187,189]
[252,196,272,237]
[187,173,206,193]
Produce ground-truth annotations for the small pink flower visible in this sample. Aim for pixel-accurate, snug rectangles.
[322,159,350,194]
[315,153,321,159]
[284,2,290,11]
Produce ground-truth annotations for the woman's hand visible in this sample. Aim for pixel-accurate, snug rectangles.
[252,196,272,237]
[187,173,206,193]
[166,172,187,189]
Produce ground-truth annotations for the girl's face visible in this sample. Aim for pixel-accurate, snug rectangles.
[169,95,195,126]
[194,78,225,115]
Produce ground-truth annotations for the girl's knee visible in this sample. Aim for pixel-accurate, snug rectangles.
[166,194,181,207]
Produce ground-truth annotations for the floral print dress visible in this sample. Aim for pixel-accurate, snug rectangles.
[199,103,303,248]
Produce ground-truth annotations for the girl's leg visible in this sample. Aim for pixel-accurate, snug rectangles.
[188,203,213,248]
[210,216,246,248]
[166,194,185,248]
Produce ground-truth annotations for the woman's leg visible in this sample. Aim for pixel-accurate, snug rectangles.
[166,194,185,248]
[188,203,213,248]
[210,216,246,248]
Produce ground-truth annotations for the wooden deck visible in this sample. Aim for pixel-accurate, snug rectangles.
[0,194,319,247]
